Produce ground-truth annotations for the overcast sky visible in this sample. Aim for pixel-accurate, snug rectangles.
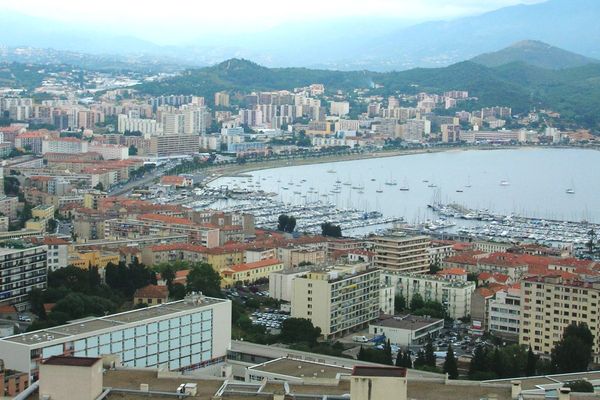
[0,0,546,45]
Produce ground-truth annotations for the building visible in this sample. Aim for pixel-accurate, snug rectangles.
[519,275,600,362]
[268,267,313,303]
[351,366,407,400]
[149,134,199,157]
[276,245,326,269]
[39,356,103,400]
[0,246,47,310]
[488,285,521,341]
[428,241,456,267]
[382,271,475,319]
[291,263,381,339]
[0,293,231,380]
[133,284,169,306]
[221,258,284,288]
[470,285,508,335]
[329,101,350,116]
[41,137,88,154]
[372,234,430,273]
[369,314,444,346]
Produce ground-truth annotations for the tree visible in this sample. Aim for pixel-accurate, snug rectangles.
[395,350,403,367]
[395,295,406,313]
[551,323,593,373]
[383,339,393,365]
[186,262,222,298]
[160,264,176,288]
[94,182,104,191]
[410,293,425,311]
[414,350,427,368]
[280,318,321,345]
[169,283,186,300]
[404,351,413,368]
[47,218,57,233]
[321,222,342,238]
[564,380,594,393]
[443,344,458,379]
[424,339,436,367]
[128,145,138,156]
[277,214,296,233]
[526,345,537,376]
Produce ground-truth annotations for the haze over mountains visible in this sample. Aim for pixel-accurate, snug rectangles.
[0,0,598,71]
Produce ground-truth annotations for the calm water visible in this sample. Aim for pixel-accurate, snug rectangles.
[210,148,600,225]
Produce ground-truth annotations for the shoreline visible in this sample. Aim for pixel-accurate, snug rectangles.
[203,145,539,183]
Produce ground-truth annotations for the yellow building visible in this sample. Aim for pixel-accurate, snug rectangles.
[221,258,284,288]
[69,250,120,270]
[32,204,55,220]
[24,219,46,232]
[83,190,107,210]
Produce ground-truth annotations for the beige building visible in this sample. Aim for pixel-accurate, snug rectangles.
[39,356,103,400]
[382,270,475,319]
[520,275,600,362]
[351,366,407,400]
[291,263,381,339]
[277,245,326,269]
[372,234,430,273]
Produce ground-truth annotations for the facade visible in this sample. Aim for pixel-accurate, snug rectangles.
[382,270,475,319]
[268,268,312,303]
[519,275,600,362]
[351,366,407,400]
[133,284,169,306]
[0,246,47,310]
[372,234,430,273]
[0,294,231,379]
[39,356,103,400]
[149,134,200,157]
[368,314,444,346]
[291,263,381,338]
[276,246,326,269]
[41,137,88,154]
[221,258,284,288]
[488,286,521,341]
[428,241,456,266]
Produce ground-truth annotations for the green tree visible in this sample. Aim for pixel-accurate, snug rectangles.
[383,339,393,365]
[443,344,458,379]
[525,345,537,376]
[551,323,594,373]
[128,145,138,156]
[169,283,186,300]
[280,318,321,345]
[564,380,594,393]
[424,339,436,367]
[94,182,104,191]
[395,350,403,367]
[414,350,427,368]
[395,295,406,313]
[186,262,222,298]
[410,293,425,311]
[404,351,413,368]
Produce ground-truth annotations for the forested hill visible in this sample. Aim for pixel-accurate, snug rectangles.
[136,58,600,130]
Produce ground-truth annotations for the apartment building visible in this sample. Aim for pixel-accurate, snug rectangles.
[221,258,284,288]
[149,134,200,157]
[372,234,430,273]
[276,245,326,269]
[488,285,521,341]
[291,263,381,338]
[41,137,88,154]
[0,246,47,310]
[520,275,600,362]
[382,270,475,319]
[428,240,456,266]
[0,294,231,380]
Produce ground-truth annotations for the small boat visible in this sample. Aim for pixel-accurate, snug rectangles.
[371,178,376,181]
[326,169,336,173]
[566,188,575,194]
[399,178,409,191]
[427,183,437,188]
[422,180,429,183]
[465,176,472,188]
[343,182,351,186]
[500,180,510,186]
[376,185,383,193]
[456,189,464,193]
[282,187,289,190]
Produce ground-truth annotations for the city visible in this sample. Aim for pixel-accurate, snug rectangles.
[0,0,599,399]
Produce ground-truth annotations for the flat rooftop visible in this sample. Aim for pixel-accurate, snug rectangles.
[371,314,443,331]
[2,296,227,345]
[249,358,352,380]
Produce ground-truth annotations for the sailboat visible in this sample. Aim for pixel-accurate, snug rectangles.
[376,184,383,193]
[384,174,397,186]
[465,176,472,188]
[399,178,409,191]
[566,179,575,194]
[500,180,510,186]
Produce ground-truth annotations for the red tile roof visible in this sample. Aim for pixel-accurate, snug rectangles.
[138,214,196,226]
[133,284,169,299]
[224,258,283,274]
[437,268,467,276]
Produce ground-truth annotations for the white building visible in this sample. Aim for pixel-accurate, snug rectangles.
[329,101,350,116]
[42,138,88,154]
[0,293,231,380]
[488,286,521,341]
[117,114,163,136]
[88,143,129,160]
[268,268,312,303]
[368,314,444,346]
[381,270,476,319]
[0,246,47,310]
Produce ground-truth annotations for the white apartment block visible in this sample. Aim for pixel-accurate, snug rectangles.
[42,138,88,154]
[488,286,521,340]
[329,101,350,116]
[372,234,430,273]
[88,143,129,160]
[520,275,600,362]
[0,246,47,310]
[381,270,476,319]
[291,263,381,338]
[117,114,163,136]
[0,294,231,380]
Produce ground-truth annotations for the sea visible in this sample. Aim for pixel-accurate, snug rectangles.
[207,148,600,234]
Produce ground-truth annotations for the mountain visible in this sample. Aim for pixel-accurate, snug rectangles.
[137,57,600,130]
[356,0,600,70]
[471,40,599,69]
[1,0,599,71]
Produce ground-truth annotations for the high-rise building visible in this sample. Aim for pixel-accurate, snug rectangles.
[214,92,230,107]
[291,263,381,339]
[329,101,350,116]
[520,275,600,362]
[372,234,430,273]
[0,246,47,310]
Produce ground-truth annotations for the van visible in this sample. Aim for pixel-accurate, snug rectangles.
[352,336,369,343]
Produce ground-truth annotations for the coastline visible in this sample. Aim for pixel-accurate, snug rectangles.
[203,145,532,183]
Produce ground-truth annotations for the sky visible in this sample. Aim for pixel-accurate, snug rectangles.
[0,0,547,45]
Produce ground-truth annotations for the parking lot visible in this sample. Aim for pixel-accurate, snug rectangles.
[250,311,289,331]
